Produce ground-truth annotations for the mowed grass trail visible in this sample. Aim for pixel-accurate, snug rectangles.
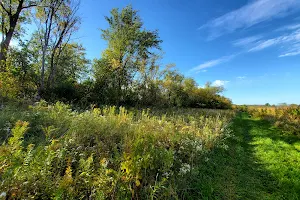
[196,113,300,199]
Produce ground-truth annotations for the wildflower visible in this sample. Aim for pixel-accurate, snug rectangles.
[196,144,202,152]
[101,158,108,168]
[179,163,191,175]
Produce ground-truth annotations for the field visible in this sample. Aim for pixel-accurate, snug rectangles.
[1,1,300,199]
[0,102,235,199]
[1,103,299,199]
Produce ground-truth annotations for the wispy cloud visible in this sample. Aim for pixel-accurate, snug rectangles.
[279,43,300,57]
[249,29,300,52]
[190,54,236,73]
[279,51,300,57]
[276,23,300,32]
[233,35,263,47]
[248,38,280,52]
[212,80,229,87]
[232,27,300,57]
[192,26,300,73]
[199,0,300,39]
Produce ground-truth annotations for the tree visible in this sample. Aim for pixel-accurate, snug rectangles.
[47,0,80,89]
[52,43,89,84]
[35,0,63,95]
[160,64,185,107]
[6,41,38,97]
[136,54,162,106]
[34,0,80,95]
[94,5,161,105]
[0,0,41,69]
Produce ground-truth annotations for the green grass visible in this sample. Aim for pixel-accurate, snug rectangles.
[195,112,300,199]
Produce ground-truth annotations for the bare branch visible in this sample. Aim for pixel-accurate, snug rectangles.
[22,4,38,9]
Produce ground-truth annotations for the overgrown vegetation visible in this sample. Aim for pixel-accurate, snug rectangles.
[0,102,234,199]
[239,105,300,136]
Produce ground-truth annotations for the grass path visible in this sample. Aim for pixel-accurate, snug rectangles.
[196,113,300,199]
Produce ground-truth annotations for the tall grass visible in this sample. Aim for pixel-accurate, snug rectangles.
[245,105,300,136]
[0,101,235,199]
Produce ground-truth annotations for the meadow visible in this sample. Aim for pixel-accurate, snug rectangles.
[1,102,300,199]
[0,101,234,199]
[0,2,300,199]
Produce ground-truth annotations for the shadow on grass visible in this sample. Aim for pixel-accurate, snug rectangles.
[246,118,299,147]
[184,113,299,200]
[243,115,300,200]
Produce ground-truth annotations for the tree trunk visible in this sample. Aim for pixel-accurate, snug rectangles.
[0,0,24,70]
[39,5,56,97]
[39,46,47,96]
[48,49,56,88]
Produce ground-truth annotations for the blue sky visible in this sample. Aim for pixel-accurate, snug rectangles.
[74,0,300,105]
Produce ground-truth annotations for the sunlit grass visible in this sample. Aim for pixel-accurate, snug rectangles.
[249,117,300,199]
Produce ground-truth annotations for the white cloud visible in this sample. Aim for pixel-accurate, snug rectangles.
[279,43,300,57]
[276,23,300,32]
[199,0,300,39]
[232,35,263,47]
[190,54,236,73]
[212,80,229,87]
[248,38,280,52]
[232,28,300,56]
[279,51,300,57]
[249,29,300,52]
[191,27,300,73]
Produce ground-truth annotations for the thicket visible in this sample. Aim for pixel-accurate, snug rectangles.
[0,4,232,109]
[0,101,234,199]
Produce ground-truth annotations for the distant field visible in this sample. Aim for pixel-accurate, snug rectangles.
[239,105,300,136]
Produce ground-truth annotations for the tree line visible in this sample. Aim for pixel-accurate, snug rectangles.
[0,1,232,109]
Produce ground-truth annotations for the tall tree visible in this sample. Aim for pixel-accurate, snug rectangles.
[52,43,89,84]
[35,0,63,95]
[95,5,161,105]
[0,0,40,69]
[35,0,80,95]
[47,0,80,88]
